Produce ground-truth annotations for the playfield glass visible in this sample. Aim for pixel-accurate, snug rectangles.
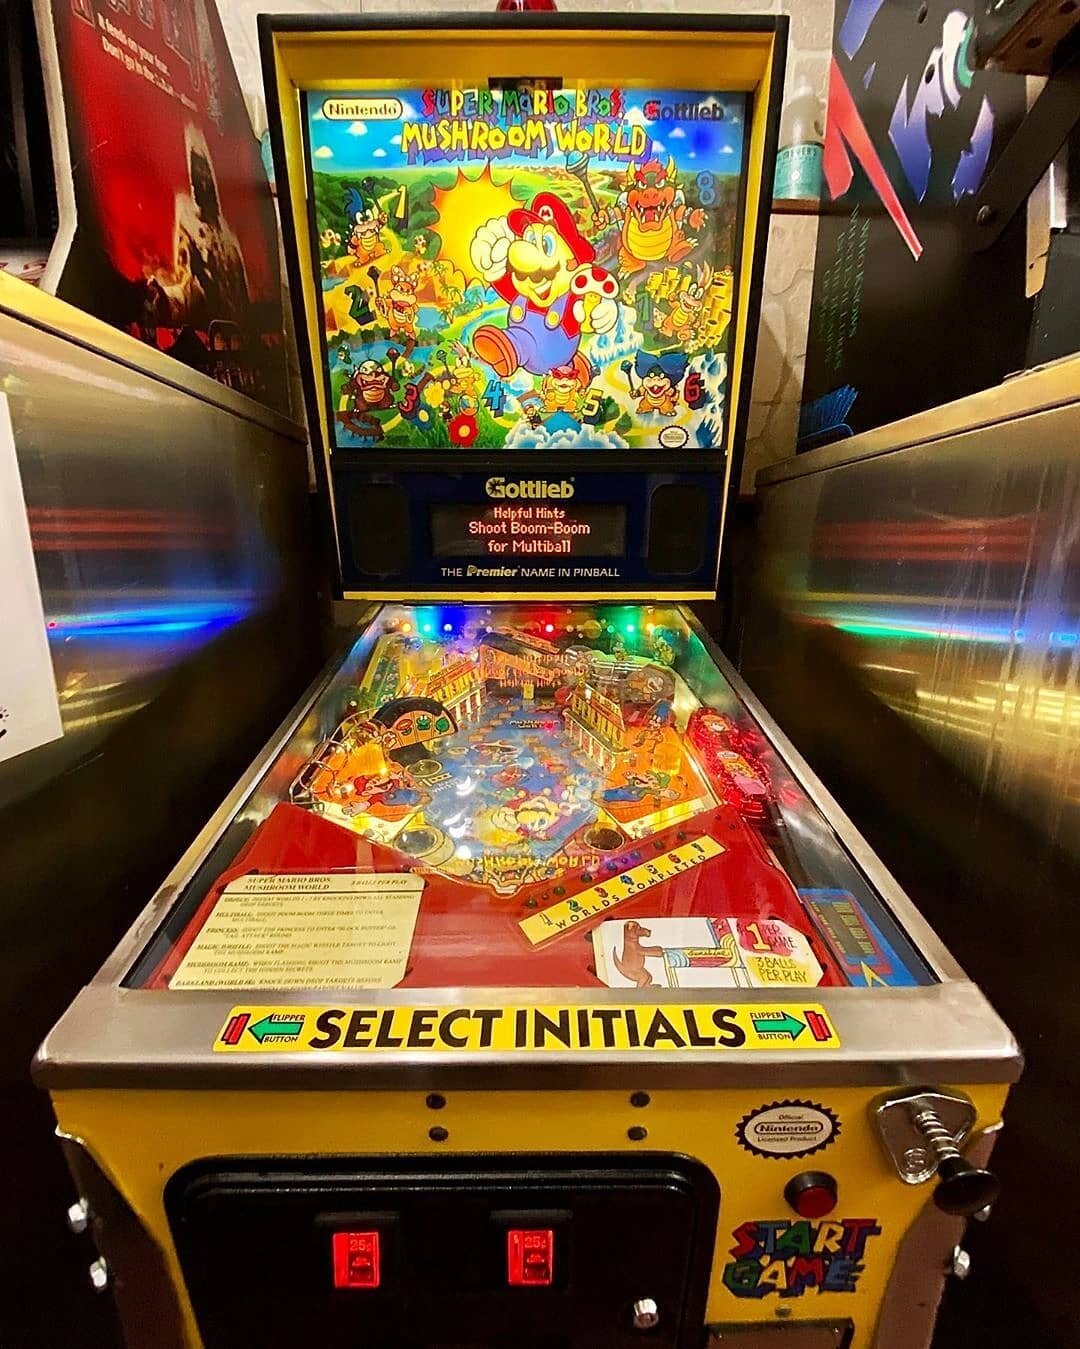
[304,86,748,451]
[131,606,934,993]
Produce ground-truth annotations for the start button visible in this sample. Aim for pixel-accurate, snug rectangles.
[783,1171,839,1220]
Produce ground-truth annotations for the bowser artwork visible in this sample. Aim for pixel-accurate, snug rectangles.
[595,157,707,276]
[308,84,746,449]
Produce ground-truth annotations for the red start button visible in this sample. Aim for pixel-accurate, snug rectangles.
[332,1231,381,1289]
[507,1228,555,1286]
[784,1172,839,1219]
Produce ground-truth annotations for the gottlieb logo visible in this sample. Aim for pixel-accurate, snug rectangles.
[643,97,725,122]
[485,477,575,500]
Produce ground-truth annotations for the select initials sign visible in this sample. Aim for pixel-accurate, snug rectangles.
[215,1004,840,1054]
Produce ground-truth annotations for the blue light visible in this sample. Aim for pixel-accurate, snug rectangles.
[46,600,251,640]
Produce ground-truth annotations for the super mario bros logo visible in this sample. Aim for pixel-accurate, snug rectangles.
[399,88,644,165]
[723,1217,883,1299]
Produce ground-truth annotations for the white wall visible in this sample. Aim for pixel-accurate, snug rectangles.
[220,0,836,489]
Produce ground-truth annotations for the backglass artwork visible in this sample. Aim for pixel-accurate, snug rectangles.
[304,86,748,450]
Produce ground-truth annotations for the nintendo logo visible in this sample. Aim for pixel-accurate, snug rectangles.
[322,96,403,121]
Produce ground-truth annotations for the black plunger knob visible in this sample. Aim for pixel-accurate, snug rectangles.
[933,1156,1001,1217]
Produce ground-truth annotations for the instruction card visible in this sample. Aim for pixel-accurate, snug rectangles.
[171,872,424,990]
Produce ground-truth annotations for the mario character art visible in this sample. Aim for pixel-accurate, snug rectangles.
[338,346,403,440]
[344,180,388,265]
[622,350,689,416]
[469,192,619,379]
[596,158,706,276]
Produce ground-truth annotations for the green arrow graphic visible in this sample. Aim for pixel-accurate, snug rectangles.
[751,1011,806,1040]
[247,1015,305,1044]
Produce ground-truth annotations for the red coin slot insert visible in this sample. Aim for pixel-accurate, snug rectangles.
[332,1231,381,1289]
[507,1228,555,1286]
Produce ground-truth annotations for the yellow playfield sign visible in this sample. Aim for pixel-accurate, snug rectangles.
[216,1002,840,1053]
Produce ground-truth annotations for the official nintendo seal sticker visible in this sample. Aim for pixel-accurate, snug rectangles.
[736,1100,840,1159]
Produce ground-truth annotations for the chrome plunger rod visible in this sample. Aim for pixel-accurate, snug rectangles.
[911,1105,1001,1217]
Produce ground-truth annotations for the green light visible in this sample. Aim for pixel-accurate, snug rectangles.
[835,620,942,642]
[625,623,636,634]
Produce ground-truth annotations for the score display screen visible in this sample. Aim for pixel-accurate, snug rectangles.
[304,84,748,452]
[430,502,626,559]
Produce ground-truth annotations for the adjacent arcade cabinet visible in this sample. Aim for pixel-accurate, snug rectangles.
[36,12,1020,1349]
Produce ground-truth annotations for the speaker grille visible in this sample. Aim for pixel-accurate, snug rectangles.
[647,484,708,575]
[349,481,410,578]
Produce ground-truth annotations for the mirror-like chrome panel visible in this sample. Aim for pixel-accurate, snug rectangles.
[746,389,1079,865]
[0,312,320,811]
[743,362,1079,1340]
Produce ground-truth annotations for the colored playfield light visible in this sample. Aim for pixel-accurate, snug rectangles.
[544,623,555,634]
[400,622,412,634]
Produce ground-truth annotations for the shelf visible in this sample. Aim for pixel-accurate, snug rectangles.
[771,197,821,215]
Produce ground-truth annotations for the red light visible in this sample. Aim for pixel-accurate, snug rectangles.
[507,1228,554,1286]
[784,1171,839,1220]
[544,623,555,634]
[791,1184,837,1219]
[332,1231,381,1289]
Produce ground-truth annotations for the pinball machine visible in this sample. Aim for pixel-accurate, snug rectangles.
[35,11,1019,1349]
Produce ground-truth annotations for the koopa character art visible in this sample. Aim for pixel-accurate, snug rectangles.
[469,192,619,379]
[344,179,388,265]
[540,363,588,416]
[621,350,689,417]
[656,262,713,343]
[369,263,419,345]
[339,346,403,440]
[597,158,706,276]
[441,342,482,412]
